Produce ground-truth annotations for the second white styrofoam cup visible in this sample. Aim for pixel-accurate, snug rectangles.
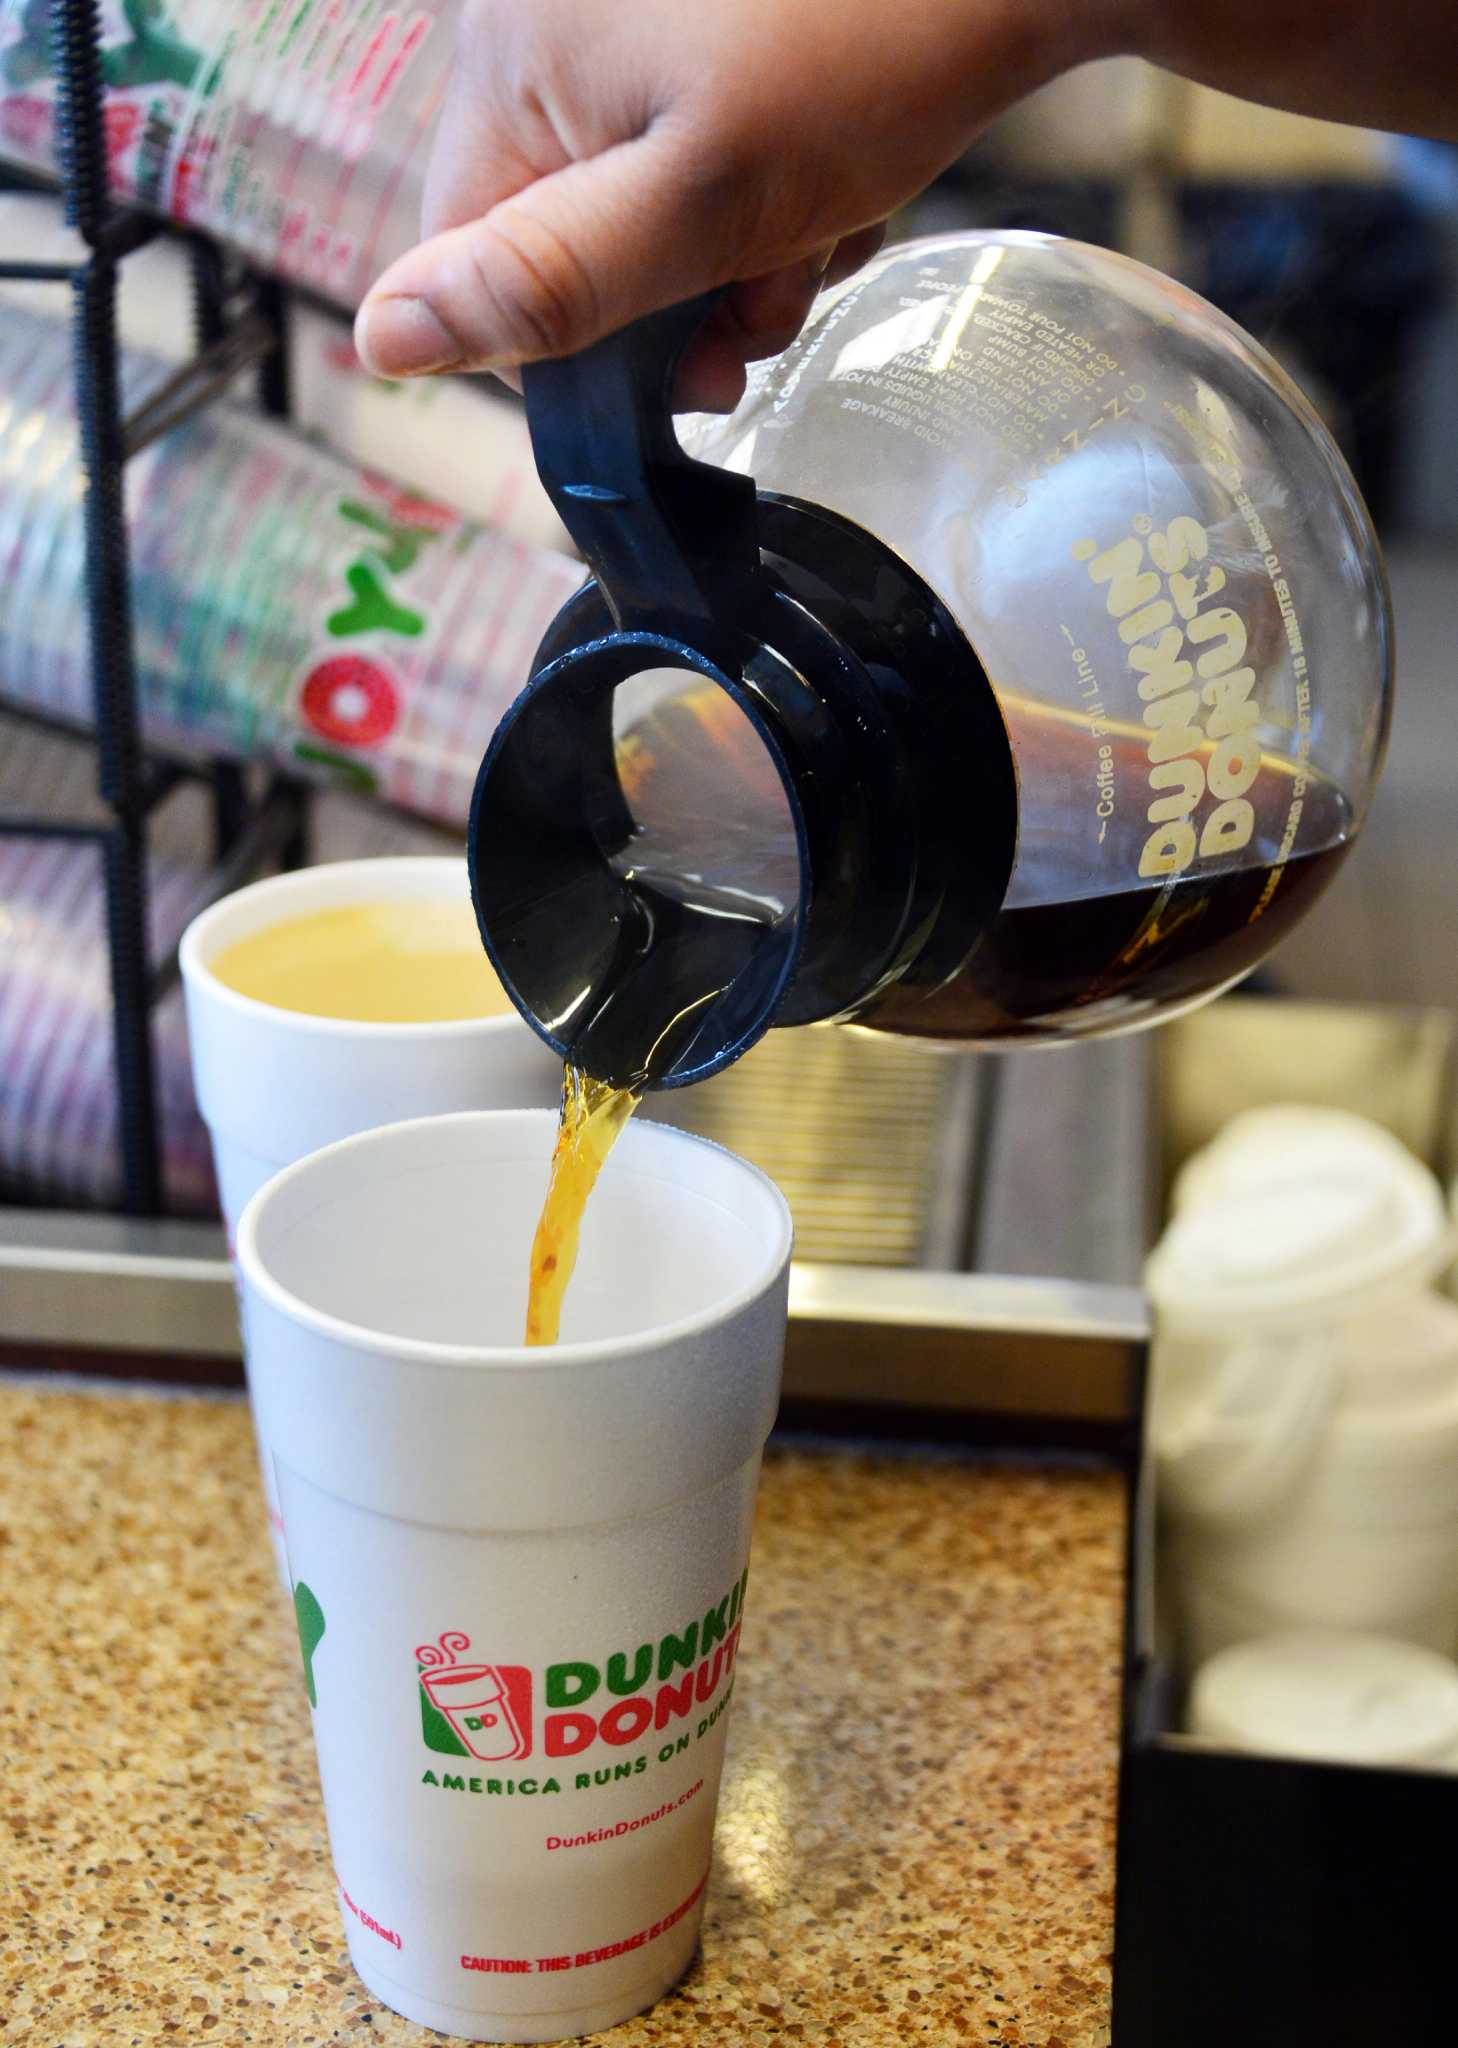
[180,857,561,1575]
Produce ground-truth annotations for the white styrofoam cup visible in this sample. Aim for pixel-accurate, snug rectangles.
[235,1109,793,2042]
[180,858,561,1576]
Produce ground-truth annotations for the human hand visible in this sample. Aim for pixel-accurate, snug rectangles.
[354,0,1101,408]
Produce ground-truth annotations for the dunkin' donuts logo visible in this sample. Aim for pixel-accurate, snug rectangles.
[417,1634,533,1761]
[1073,514,1266,881]
[416,1570,749,1782]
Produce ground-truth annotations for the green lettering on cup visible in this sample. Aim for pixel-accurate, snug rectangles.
[700,1598,730,1654]
[606,1645,652,1697]
[326,560,425,640]
[546,1662,600,1708]
[657,1624,698,1682]
[338,500,439,577]
[293,1582,326,1708]
[289,741,378,792]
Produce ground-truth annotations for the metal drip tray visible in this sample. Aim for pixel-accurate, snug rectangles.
[652,1025,982,1269]
[657,1021,1158,1289]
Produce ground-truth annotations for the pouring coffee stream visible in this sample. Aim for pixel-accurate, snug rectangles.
[474,233,1394,1342]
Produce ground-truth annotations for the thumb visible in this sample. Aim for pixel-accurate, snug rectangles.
[355,131,739,377]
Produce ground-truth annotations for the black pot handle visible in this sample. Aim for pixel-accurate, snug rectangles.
[520,290,762,635]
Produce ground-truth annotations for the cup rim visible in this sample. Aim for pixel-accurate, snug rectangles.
[179,856,528,1043]
[235,1107,794,1370]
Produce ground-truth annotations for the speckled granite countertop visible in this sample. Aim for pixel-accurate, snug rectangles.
[0,1382,1123,2048]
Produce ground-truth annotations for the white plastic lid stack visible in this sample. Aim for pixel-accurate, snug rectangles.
[1188,1631,1458,1770]
[1171,1106,1442,1216]
[1152,1329,1335,1524]
[1156,1294,1458,1525]
[1147,1109,1454,1335]
[1162,1294,1458,1665]
[1321,1293,1458,1511]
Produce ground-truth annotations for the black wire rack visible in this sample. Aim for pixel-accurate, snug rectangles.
[0,0,312,1217]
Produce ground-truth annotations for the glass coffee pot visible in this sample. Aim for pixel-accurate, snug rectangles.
[468,231,1392,1090]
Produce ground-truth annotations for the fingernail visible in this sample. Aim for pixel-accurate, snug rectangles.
[356,295,465,377]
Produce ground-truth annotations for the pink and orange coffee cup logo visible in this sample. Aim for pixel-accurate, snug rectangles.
[417,1633,533,1763]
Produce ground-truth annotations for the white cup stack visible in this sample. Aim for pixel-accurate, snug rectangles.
[1146,1107,1458,1683]
[0,0,456,311]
